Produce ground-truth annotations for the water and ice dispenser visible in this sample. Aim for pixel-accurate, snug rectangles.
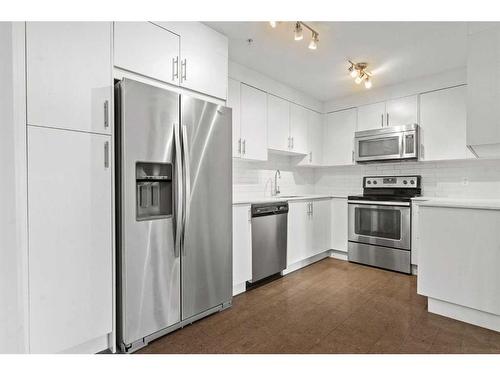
[135,162,172,221]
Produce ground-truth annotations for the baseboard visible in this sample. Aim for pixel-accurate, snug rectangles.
[58,333,111,354]
[282,251,330,276]
[329,249,348,261]
[428,298,500,333]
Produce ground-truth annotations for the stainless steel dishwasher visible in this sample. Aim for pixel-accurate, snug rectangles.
[249,201,288,284]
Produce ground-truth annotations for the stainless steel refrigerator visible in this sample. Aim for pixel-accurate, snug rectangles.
[115,78,232,353]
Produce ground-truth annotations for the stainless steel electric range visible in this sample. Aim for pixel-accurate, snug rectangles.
[347,175,421,274]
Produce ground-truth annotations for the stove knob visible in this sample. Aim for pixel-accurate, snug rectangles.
[403,180,408,185]
[367,180,371,184]
[373,181,377,185]
[410,180,415,185]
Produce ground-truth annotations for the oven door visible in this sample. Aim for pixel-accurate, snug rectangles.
[348,202,411,250]
[355,133,403,162]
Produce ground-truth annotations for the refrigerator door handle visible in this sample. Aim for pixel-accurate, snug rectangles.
[173,122,183,258]
[181,124,191,254]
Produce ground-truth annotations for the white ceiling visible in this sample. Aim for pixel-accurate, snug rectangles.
[205,22,468,102]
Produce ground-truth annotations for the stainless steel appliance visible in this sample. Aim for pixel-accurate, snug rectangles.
[348,175,421,274]
[249,202,288,284]
[115,78,232,353]
[354,124,419,163]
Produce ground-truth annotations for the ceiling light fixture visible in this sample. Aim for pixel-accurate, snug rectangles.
[294,22,303,41]
[308,32,319,50]
[269,21,320,51]
[348,60,373,89]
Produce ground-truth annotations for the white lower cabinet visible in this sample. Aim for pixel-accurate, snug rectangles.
[331,198,348,252]
[27,126,113,353]
[232,205,252,294]
[287,199,332,266]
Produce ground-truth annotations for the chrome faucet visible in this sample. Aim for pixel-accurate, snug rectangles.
[273,169,281,196]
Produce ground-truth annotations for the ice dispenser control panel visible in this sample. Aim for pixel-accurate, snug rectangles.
[136,162,172,221]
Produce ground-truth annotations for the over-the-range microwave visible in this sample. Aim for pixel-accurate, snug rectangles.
[354,124,419,163]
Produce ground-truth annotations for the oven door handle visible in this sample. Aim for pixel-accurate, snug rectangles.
[348,200,411,207]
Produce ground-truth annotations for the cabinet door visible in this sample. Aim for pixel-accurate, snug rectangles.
[227,78,241,158]
[289,103,309,154]
[420,86,472,160]
[301,110,324,165]
[357,102,385,131]
[159,22,228,99]
[267,94,290,152]
[331,198,348,252]
[26,22,112,134]
[287,201,313,265]
[232,205,252,292]
[323,108,357,166]
[240,84,268,161]
[114,22,180,85]
[385,95,418,127]
[312,199,332,255]
[28,126,112,353]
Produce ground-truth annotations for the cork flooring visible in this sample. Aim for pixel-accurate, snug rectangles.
[138,258,500,354]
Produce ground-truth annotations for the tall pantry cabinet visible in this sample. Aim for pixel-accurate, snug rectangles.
[25,22,114,353]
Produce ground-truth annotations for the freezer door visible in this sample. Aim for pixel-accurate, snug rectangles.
[117,78,181,347]
[180,96,232,320]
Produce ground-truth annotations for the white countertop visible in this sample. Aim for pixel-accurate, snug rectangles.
[233,194,348,205]
[412,197,500,210]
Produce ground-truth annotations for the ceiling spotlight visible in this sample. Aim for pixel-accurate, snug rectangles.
[349,64,357,78]
[269,21,277,28]
[355,73,364,85]
[294,22,303,41]
[308,32,319,50]
[364,77,372,89]
[348,61,373,89]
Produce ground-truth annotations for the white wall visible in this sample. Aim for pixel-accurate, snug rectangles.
[0,22,26,353]
[233,154,315,199]
[324,67,466,113]
[315,159,500,199]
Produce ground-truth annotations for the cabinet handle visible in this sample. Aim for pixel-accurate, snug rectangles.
[309,152,312,163]
[248,208,251,222]
[104,100,109,128]
[381,114,384,127]
[238,138,242,155]
[172,56,179,81]
[311,202,313,216]
[242,139,246,155]
[386,112,389,127]
[181,59,187,81]
[104,141,110,168]
[291,137,294,149]
[287,136,290,149]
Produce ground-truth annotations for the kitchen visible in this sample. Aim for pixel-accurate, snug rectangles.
[2,2,500,371]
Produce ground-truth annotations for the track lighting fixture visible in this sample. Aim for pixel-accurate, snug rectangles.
[294,22,303,41]
[269,21,320,51]
[348,60,373,89]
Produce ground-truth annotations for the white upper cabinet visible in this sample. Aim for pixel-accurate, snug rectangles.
[156,22,228,100]
[323,108,357,166]
[26,22,112,134]
[227,78,242,158]
[357,102,385,131]
[299,110,324,166]
[467,26,500,158]
[385,95,418,127]
[267,94,291,152]
[420,85,472,161]
[232,205,252,294]
[114,22,180,85]
[289,103,309,154]
[28,126,112,353]
[240,84,268,161]
[357,96,417,131]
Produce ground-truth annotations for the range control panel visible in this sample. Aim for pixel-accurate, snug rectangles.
[363,175,421,188]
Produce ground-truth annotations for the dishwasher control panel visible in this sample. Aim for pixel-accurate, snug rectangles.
[251,202,289,217]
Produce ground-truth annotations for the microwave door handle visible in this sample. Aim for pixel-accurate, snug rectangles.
[400,133,405,157]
